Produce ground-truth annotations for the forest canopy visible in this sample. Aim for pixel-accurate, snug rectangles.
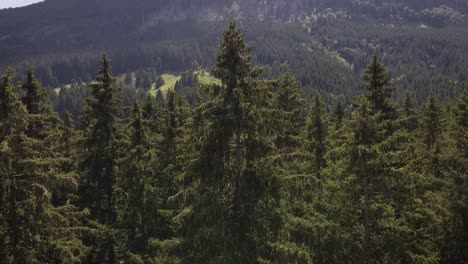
[0,20,467,264]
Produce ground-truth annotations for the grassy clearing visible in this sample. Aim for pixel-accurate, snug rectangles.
[197,70,221,86]
[150,74,181,96]
[54,70,218,97]
[54,84,71,94]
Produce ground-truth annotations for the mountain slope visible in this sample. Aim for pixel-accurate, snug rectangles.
[0,0,467,102]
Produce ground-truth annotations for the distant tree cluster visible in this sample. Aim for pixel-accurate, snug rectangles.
[0,21,467,264]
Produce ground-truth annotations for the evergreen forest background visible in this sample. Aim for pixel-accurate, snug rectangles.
[0,0,467,263]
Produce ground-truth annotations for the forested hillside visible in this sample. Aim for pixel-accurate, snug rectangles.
[0,0,467,104]
[1,21,467,264]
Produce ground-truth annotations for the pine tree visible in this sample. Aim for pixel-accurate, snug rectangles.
[1,70,88,263]
[0,70,28,263]
[332,100,344,128]
[307,94,327,176]
[401,92,418,132]
[80,54,121,263]
[348,96,376,260]
[269,72,315,263]
[443,91,468,263]
[176,21,277,263]
[421,95,443,150]
[115,100,151,262]
[362,53,393,114]
[0,71,26,141]
[21,69,45,115]
[155,89,165,108]
[148,91,192,264]
[274,73,306,152]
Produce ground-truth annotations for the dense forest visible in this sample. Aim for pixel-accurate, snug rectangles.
[1,0,467,104]
[0,21,467,264]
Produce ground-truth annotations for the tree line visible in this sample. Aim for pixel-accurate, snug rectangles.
[0,21,467,264]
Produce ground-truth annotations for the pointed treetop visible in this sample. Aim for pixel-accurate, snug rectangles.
[362,53,393,112]
[212,20,254,94]
[276,72,305,113]
[21,67,44,115]
[421,94,442,149]
[0,70,28,138]
[333,100,344,126]
[403,92,415,117]
[97,53,114,85]
[131,99,146,146]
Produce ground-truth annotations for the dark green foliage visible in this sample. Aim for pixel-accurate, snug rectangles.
[0,19,466,264]
[274,73,306,150]
[2,1,467,105]
[308,94,327,175]
[420,95,444,149]
[443,91,468,263]
[362,54,393,113]
[0,70,89,264]
[80,54,121,263]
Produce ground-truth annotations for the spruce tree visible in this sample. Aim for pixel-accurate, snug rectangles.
[80,54,120,263]
[307,94,327,176]
[442,91,468,263]
[451,91,468,263]
[115,100,152,262]
[1,70,88,263]
[362,53,393,114]
[421,95,443,150]
[349,96,376,260]
[0,71,28,263]
[274,73,306,152]
[21,68,45,115]
[176,21,278,263]
[332,100,344,128]
[401,92,418,132]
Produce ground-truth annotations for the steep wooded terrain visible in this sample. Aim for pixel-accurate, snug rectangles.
[0,0,467,103]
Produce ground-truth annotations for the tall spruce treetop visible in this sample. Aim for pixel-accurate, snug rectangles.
[211,20,257,103]
[21,68,46,115]
[179,20,276,264]
[81,53,120,218]
[85,54,119,133]
[80,54,120,263]
[362,54,393,113]
[0,71,27,141]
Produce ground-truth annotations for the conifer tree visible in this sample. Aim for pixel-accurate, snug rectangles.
[148,91,192,264]
[421,95,443,150]
[332,100,344,128]
[21,69,45,115]
[155,89,165,108]
[308,94,327,176]
[274,73,306,152]
[80,54,120,263]
[116,101,151,262]
[1,70,88,263]
[362,54,393,114]
[348,96,376,260]
[0,71,26,141]
[176,21,277,263]
[444,91,468,263]
[401,92,418,132]
[0,71,28,263]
